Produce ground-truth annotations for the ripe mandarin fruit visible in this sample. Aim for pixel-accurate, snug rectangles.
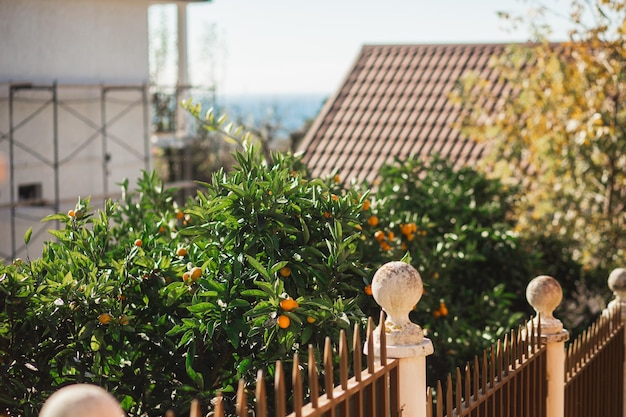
[277,315,291,329]
[364,285,373,296]
[280,298,299,311]
[190,267,202,280]
[333,174,341,183]
[182,272,191,282]
[134,239,143,247]
[439,302,448,316]
[374,230,385,241]
[279,266,291,277]
[387,231,395,240]
[362,200,371,211]
[176,247,188,257]
[176,210,185,220]
[367,215,379,227]
[306,316,316,324]
[68,209,75,218]
[98,313,112,325]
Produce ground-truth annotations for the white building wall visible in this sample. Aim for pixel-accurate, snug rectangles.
[0,0,150,83]
[0,0,156,261]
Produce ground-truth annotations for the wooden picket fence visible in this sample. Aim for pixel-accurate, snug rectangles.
[564,305,624,417]
[167,307,625,417]
[176,313,399,417]
[426,318,547,417]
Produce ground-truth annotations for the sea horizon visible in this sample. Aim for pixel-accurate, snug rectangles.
[210,92,330,133]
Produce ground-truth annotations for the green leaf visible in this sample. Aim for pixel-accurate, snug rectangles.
[23,227,32,245]
[230,298,250,308]
[246,255,270,280]
[41,213,69,223]
[400,251,412,264]
[187,302,216,313]
[301,326,313,345]
[185,343,204,390]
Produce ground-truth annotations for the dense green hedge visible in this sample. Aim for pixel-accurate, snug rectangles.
[0,144,602,416]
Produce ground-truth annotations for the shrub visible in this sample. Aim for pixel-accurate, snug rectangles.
[0,145,370,416]
[355,156,543,385]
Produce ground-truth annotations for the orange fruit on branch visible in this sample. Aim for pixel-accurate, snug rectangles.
[98,313,112,325]
[277,315,291,329]
[280,298,299,311]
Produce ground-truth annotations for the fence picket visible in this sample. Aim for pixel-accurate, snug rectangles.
[275,361,286,417]
[293,353,303,417]
[214,392,224,417]
[236,380,246,417]
[256,370,267,417]
[308,345,319,410]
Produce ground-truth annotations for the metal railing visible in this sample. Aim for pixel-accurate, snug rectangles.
[565,305,625,417]
[427,319,547,417]
[183,314,400,417]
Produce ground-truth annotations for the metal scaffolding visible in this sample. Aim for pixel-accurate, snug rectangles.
[0,82,150,260]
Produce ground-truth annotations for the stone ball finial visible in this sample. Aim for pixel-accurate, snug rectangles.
[608,268,626,299]
[371,261,423,329]
[369,260,431,357]
[39,384,124,417]
[526,275,564,335]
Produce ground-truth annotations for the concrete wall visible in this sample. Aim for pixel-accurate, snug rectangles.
[0,0,155,260]
[0,0,150,84]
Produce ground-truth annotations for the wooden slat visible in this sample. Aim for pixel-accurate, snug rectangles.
[213,392,224,417]
[353,323,362,383]
[366,318,375,373]
[339,330,348,390]
[189,399,201,417]
[379,311,387,366]
[275,361,286,417]
[255,370,267,417]
[293,353,303,417]
[324,336,334,400]
[308,344,319,409]
[236,379,247,417]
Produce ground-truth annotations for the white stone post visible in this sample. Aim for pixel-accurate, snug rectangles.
[607,267,626,417]
[365,261,434,417]
[526,275,570,417]
[39,384,125,417]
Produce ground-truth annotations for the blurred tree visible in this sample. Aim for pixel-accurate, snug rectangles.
[452,0,626,270]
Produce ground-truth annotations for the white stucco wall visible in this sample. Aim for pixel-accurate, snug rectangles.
[0,0,158,260]
[0,0,151,84]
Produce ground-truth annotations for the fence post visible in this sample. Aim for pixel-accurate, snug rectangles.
[607,267,626,417]
[526,275,570,417]
[365,261,434,417]
[39,384,125,417]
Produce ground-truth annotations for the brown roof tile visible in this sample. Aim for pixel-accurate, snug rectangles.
[299,43,510,184]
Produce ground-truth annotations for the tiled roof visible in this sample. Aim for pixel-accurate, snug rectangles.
[298,43,510,185]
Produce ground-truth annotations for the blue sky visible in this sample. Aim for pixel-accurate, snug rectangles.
[154,0,574,95]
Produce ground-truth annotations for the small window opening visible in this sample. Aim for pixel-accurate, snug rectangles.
[18,183,42,203]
